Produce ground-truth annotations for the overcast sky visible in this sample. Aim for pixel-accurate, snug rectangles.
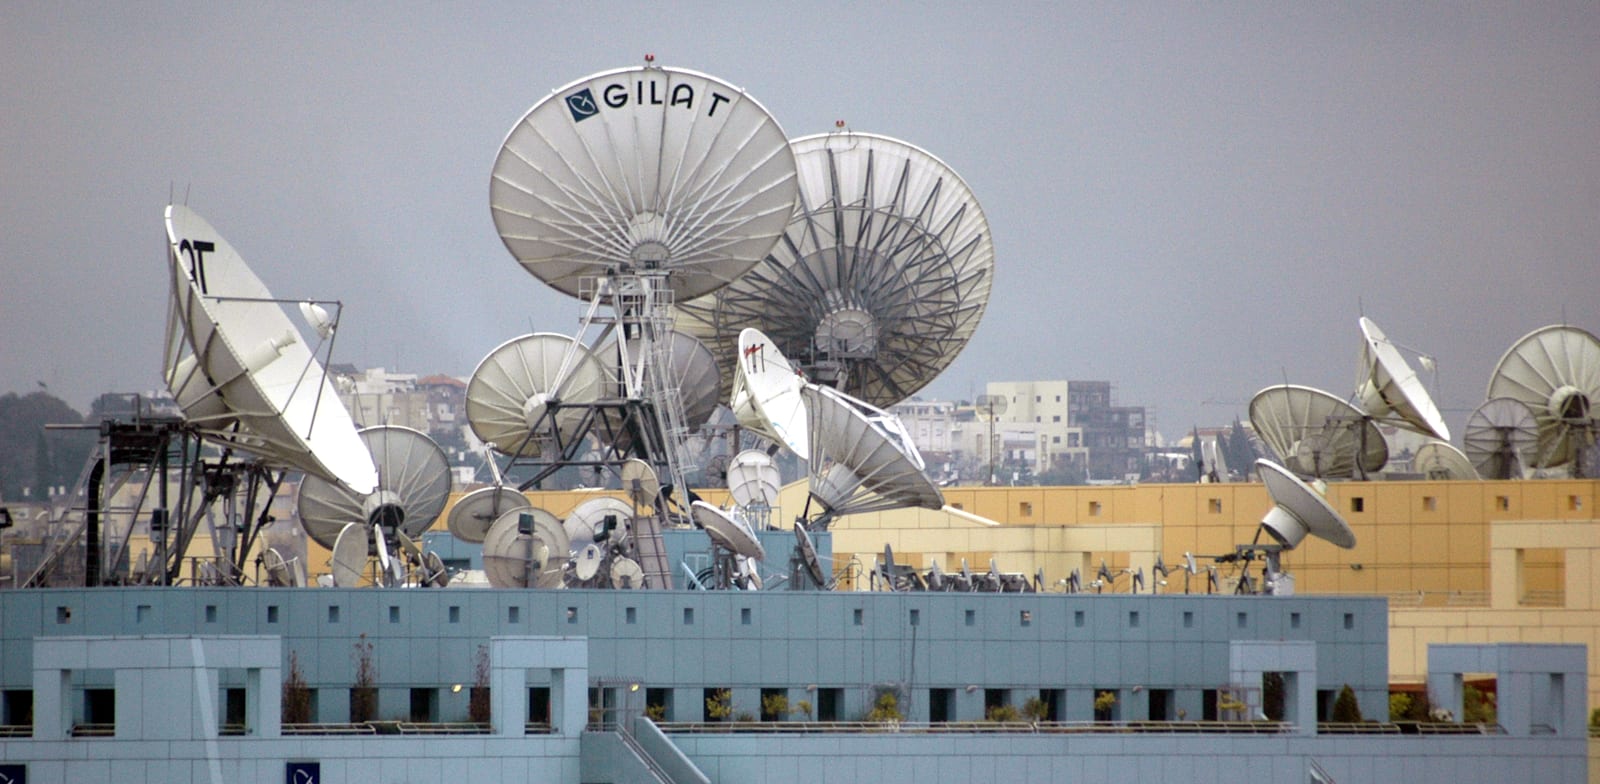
[3,3,1595,442]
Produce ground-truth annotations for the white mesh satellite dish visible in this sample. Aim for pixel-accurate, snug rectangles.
[1463,397,1539,479]
[490,63,799,302]
[1248,385,1388,478]
[1412,441,1479,481]
[1485,325,1600,471]
[1255,459,1356,550]
[800,384,943,527]
[692,500,766,560]
[329,522,368,587]
[481,507,557,589]
[1355,317,1450,440]
[598,330,722,432]
[565,496,634,551]
[676,131,994,408]
[447,486,530,544]
[726,449,781,509]
[466,333,606,458]
[730,328,810,459]
[620,459,662,507]
[610,556,645,589]
[297,426,452,549]
[163,205,377,494]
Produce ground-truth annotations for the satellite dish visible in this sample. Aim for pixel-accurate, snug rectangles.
[1203,436,1231,483]
[1412,440,1479,481]
[421,550,450,588]
[597,330,722,431]
[726,449,782,509]
[975,394,1009,421]
[329,522,368,587]
[1254,459,1356,550]
[163,205,377,494]
[573,544,604,581]
[1485,325,1600,470]
[730,328,810,459]
[800,384,943,525]
[610,556,645,589]
[297,426,452,549]
[1463,397,1539,479]
[263,547,292,587]
[620,459,662,507]
[794,524,827,587]
[490,64,800,302]
[465,333,607,458]
[565,496,635,550]
[692,500,766,560]
[447,486,530,544]
[372,527,399,587]
[926,559,947,591]
[482,506,566,589]
[676,131,994,408]
[1248,385,1388,478]
[1356,317,1450,440]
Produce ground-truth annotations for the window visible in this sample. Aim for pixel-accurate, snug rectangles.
[1496,495,1511,511]
[625,607,637,624]
[1019,502,1033,517]
[1182,611,1194,628]
[449,606,461,623]
[508,606,520,623]
[1291,612,1302,629]
[205,605,217,623]
[1052,415,1061,422]
[389,606,400,624]
[1088,501,1102,516]
[1343,613,1355,630]
[683,608,694,625]
[965,609,976,626]
[1074,610,1085,628]
[266,605,279,624]
[1349,497,1365,513]
[137,604,152,623]
[741,608,752,625]
[1236,612,1248,629]
[1208,498,1222,514]
[852,609,863,626]
[1128,611,1139,628]
[327,606,340,624]
[1052,436,1061,444]
[1020,610,1031,627]
[1570,496,1584,511]
[910,609,921,626]
[1423,496,1437,512]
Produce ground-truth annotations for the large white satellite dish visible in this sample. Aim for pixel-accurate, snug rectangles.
[1255,459,1356,550]
[691,500,766,560]
[1462,397,1539,479]
[619,459,662,506]
[1248,385,1388,478]
[297,426,452,549]
[565,496,635,551]
[1355,317,1450,440]
[800,384,943,527]
[1412,441,1479,481]
[597,330,722,432]
[447,485,530,544]
[1485,325,1600,471]
[676,131,995,408]
[726,449,782,509]
[490,63,800,302]
[730,327,810,458]
[329,522,368,588]
[481,506,567,589]
[466,333,607,458]
[163,205,377,494]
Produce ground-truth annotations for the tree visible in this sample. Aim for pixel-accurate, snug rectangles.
[1226,418,1257,475]
[0,391,89,499]
[1331,684,1362,722]
[282,650,312,724]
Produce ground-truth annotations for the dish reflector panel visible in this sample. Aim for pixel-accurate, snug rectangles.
[1355,317,1449,440]
[1485,325,1600,468]
[730,328,810,458]
[726,449,781,508]
[795,524,826,587]
[466,333,606,457]
[1248,384,1388,478]
[1412,440,1479,481]
[482,506,566,589]
[491,65,800,302]
[297,426,452,549]
[676,132,995,408]
[1463,397,1539,479]
[620,459,662,506]
[801,384,943,519]
[447,486,530,544]
[565,497,634,551]
[1255,459,1356,550]
[598,330,722,432]
[329,522,367,587]
[692,500,766,560]
[163,205,377,494]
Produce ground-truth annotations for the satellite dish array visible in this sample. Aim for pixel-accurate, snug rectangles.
[1479,326,1600,478]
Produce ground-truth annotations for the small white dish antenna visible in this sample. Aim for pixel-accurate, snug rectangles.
[329,522,368,588]
[730,328,810,459]
[447,486,530,544]
[726,449,782,509]
[481,505,566,589]
[1248,384,1388,478]
[800,384,943,526]
[692,500,766,560]
[1485,325,1600,471]
[1463,397,1539,479]
[297,426,452,549]
[163,205,377,495]
[610,556,645,589]
[620,459,662,507]
[466,333,606,458]
[574,544,604,581]
[1255,459,1356,550]
[490,64,799,302]
[1355,317,1450,440]
[1412,440,1479,481]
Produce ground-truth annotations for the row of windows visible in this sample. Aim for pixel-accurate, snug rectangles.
[62,604,1356,633]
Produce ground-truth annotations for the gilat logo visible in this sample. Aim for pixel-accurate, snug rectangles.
[564,77,732,123]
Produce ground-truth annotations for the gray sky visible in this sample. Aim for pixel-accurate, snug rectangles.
[3,2,1596,442]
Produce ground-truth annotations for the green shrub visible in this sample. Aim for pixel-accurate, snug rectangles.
[1331,684,1362,723]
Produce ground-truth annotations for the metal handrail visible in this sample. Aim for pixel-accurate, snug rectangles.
[656,719,1295,735]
